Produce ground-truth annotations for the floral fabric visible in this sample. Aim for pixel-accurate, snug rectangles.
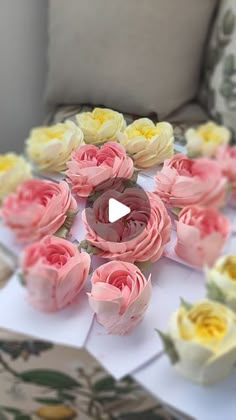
[200,0,236,140]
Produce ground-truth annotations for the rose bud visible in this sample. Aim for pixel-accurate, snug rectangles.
[175,206,231,268]
[20,235,91,312]
[88,261,152,335]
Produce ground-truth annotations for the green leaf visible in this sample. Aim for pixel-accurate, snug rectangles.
[63,210,78,231]
[1,407,22,415]
[58,391,76,402]
[19,369,80,389]
[54,226,69,239]
[156,329,179,364]
[223,9,235,36]
[206,282,226,304]
[18,272,26,287]
[171,207,182,217]
[34,397,64,405]
[135,260,152,274]
[93,376,116,392]
[14,416,31,420]
[180,298,192,310]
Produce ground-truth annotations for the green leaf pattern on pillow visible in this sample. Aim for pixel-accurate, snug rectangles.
[200,1,236,141]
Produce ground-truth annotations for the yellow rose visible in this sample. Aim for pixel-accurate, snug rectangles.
[76,107,126,144]
[26,120,84,172]
[206,255,236,312]
[0,153,32,202]
[118,118,174,168]
[185,121,231,157]
[165,300,236,384]
[35,405,77,419]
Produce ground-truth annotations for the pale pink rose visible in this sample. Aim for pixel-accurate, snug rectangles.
[82,188,171,263]
[154,154,227,209]
[175,206,231,268]
[216,145,236,204]
[88,261,152,335]
[1,180,77,243]
[66,142,134,197]
[20,235,91,312]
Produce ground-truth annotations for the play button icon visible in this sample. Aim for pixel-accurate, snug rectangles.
[84,177,151,243]
[108,198,131,223]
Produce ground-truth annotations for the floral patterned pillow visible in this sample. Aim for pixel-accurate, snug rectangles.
[200,0,236,141]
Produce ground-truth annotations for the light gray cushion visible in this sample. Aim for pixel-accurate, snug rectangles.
[46,0,217,118]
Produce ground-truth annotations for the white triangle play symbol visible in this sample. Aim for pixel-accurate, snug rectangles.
[108,198,131,223]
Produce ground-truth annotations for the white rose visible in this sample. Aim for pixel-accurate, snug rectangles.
[185,121,231,158]
[206,255,236,312]
[160,300,236,385]
[76,107,126,144]
[26,120,84,172]
[0,153,32,202]
[118,118,174,168]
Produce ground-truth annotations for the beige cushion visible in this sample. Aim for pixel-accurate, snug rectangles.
[47,0,217,118]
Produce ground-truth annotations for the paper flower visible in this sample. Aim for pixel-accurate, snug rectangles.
[88,261,152,335]
[26,120,84,172]
[206,255,236,311]
[82,188,171,263]
[76,107,126,144]
[154,154,227,209]
[185,121,231,157]
[216,145,236,205]
[118,118,174,168]
[175,206,230,268]
[20,236,90,312]
[1,180,77,243]
[66,142,134,197]
[0,153,32,202]
[159,300,236,385]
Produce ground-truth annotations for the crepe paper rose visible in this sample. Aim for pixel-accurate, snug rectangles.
[0,153,32,202]
[175,206,230,268]
[159,300,236,385]
[82,188,171,263]
[154,154,227,210]
[26,120,84,172]
[20,236,90,312]
[66,142,134,197]
[206,255,236,312]
[185,121,231,158]
[118,118,174,168]
[88,261,152,335]
[1,180,77,243]
[216,145,236,205]
[76,107,126,144]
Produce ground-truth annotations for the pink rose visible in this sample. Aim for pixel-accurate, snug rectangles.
[20,235,91,312]
[216,145,236,203]
[175,206,231,268]
[1,180,77,243]
[66,142,134,197]
[88,261,152,335]
[154,154,227,209]
[82,188,171,263]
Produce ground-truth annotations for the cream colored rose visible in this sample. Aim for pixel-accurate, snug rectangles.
[0,153,32,202]
[76,107,126,144]
[118,118,174,168]
[185,121,231,158]
[164,300,236,385]
[26,120,84,172]
[206,255,236,312]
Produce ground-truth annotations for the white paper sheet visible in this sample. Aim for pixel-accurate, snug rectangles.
[86,258,205,379]
[134,354,236,420]
[0,273,94,347]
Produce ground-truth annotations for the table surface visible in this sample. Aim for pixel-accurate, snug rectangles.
[0,171,236,420]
